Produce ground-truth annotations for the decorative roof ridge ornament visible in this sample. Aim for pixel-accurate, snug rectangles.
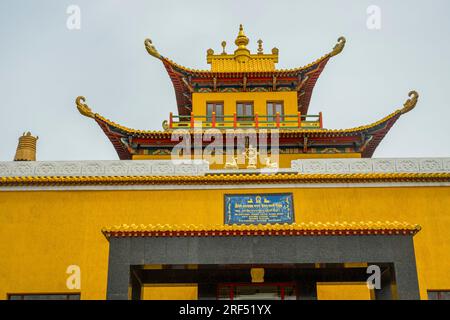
[221,41,227,54]
[329,36,346,57]
[234,24,251,62]
[400,90,419,114]
[257,39,264,54]
[144,38,162,59]
[75,96,95,119]
[205,25,279,70]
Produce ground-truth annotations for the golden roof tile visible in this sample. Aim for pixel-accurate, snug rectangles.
[101,221,421,238]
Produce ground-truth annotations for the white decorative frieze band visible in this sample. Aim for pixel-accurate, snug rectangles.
[1,158,449,178]
[0,160,209,177]
[291,158,450,174]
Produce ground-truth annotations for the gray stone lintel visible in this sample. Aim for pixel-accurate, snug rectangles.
[106,235,420,300]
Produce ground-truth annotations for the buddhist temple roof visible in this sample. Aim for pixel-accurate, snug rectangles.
[101,221,421,238]
[206,24,279,72]
[75,91,419,159]
[144,25,346,115]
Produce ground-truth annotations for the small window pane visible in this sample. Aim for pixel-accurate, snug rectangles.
[237,104,243,115]
[275,104,282,114]
[206,104,213,121]
[207,104,213,115]
[428,291,450,300]
[267,102,283,122]
[9,294,80,300]
[237,102,253,121]
[216,104,223,118]
[23,295,42,300]
[207,102,224,122]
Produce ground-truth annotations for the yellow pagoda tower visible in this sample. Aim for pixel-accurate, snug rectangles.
[1,26,449,301]
[75,25,418,167]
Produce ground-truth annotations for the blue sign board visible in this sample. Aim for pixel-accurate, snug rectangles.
[224,193,294,225]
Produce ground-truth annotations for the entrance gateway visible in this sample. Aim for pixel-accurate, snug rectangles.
[103,223,421,300]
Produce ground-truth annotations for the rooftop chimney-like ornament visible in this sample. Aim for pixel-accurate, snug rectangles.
[14,132,38,161]
[257,39,263,54]
[221,41,227,54]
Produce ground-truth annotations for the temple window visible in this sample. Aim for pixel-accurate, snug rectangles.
[267,101,284,121]
[206,102,224,121]
[236,101,254,121]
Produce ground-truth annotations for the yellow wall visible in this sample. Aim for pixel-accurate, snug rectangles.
[192,91,299,116]
[0,186,449,300]
[317,283,372,300]
[142,285,198,300]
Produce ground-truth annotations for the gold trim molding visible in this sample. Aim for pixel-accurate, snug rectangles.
[0,172,449,187]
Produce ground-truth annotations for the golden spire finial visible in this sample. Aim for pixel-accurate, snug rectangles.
[234,24,250,62]
[257,39,263,54]
[14,132,38,161]
[235,24,249,47]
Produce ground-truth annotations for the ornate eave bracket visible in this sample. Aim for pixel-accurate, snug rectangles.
[144,38,162,59]
[400,90,419,114]
[329,36,346,57]
[75,96,95,119]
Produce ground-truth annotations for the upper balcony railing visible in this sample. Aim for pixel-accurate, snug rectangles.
[168,112,323,130]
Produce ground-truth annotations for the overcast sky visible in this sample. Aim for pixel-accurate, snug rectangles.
[0,0,449,161]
